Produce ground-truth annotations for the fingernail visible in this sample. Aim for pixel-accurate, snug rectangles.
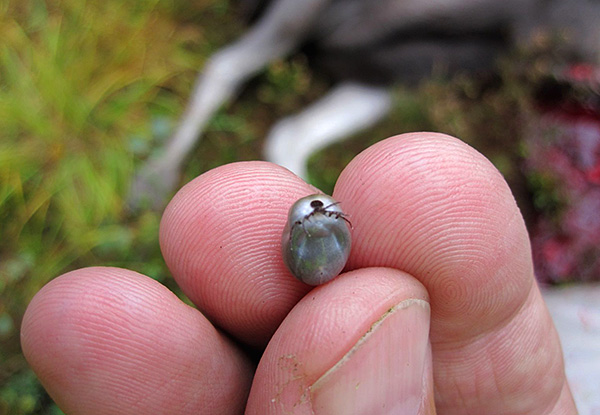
[310,299,430,415]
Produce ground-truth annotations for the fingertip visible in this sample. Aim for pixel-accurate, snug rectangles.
[334,132,533,338]
[21,267,253,414]
[247,268,433,414]
[332,133,573,414]
[160,158,466,349]
[159,161,320,346]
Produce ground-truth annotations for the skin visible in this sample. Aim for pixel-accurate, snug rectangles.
[21,133,576,414]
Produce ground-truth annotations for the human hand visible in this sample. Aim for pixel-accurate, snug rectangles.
[21,133,576,414]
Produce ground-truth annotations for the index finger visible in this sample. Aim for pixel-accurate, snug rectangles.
[160,161,317,347]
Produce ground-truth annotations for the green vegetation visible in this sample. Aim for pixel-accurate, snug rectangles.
[0,0,239,412]
[0,0,534,413]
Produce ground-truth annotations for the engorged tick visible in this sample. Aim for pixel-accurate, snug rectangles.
[282,194,352,286]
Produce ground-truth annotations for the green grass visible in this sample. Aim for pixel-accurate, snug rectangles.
[0,0,238,412]
[0,0,537,413]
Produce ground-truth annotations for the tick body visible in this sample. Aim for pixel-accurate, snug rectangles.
[282,194,352,285]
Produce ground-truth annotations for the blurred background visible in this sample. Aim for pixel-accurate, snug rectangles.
[1,0,599,413]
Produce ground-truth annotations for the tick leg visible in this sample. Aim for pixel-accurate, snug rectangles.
[289,219,312,242]
[324,210,353,229]
[301,218,312,237]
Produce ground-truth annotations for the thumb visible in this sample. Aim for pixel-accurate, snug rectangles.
[246,268,434,415]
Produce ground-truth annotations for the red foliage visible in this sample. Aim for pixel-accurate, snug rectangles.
[525,99,600,282]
